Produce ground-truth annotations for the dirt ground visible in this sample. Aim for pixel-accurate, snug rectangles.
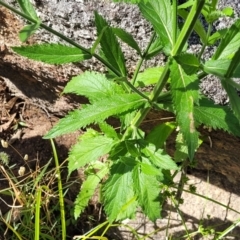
[1,4,240,240]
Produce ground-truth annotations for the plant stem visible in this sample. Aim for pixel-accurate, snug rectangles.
[50,139,66,240]
[34,187,41,240]
[172,0,177,46]
[132,33,156,86]
[171,195,190,238]
[175,160,188,203]
[198,24,212,60]
[216,218,240,239]
[172,0,206,56]
[123,79,149,100]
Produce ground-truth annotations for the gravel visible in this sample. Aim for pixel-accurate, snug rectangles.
[4,0,240,104]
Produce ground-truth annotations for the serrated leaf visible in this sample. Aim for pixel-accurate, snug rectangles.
[203,59,240,78]
[213,19,240,60]
[221,79,240,121]
[68,129,114,174]
[63,71,124,102]
[99,122,119,139]
[139,0,173,54]
[146,122,176,148]
[133,163,161,221]
[91,26,108,55]
[74,163,109,219]
[94,12,126,76]
[194,97,240,136]
[103,158,138,222]
[112,28,141,55]
[119,111,137,131]
[44,93,146,138]
[12,44,91,64]
[170,60,199,160]
[125,140,140,157]
[109,141,128,160]
[19,23,40,42]
[219,32,240,60]
[174,53,200,75]
[140,162,163,177]
[135,67,164,87]
[142,143,178,170]
[174,132,202,162]
[17,0,39,20]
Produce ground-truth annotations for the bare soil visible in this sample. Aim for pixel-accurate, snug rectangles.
[1,4,240,240]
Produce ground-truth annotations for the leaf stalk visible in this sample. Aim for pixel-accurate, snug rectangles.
[172,0,206,56]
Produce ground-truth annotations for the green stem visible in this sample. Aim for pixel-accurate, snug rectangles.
[171,195,190,238]
[50,139,66,240]
[175,160,189,203]
[132,33,156,86]
[34,187,42,240]
[172,0,177,45]
[216,218,240,239]
[0,0,121,77]
[123,79,149,100]
[198,23,212,60]
[172,0,206,56]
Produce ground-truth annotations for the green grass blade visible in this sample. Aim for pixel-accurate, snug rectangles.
[50,139,66,240]
[35,187,41,240]
[32,159,52,192]
[0,217,23,240]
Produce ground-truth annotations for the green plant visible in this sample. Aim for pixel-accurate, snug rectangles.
[0,140,71,239]
[1,0,240,238]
